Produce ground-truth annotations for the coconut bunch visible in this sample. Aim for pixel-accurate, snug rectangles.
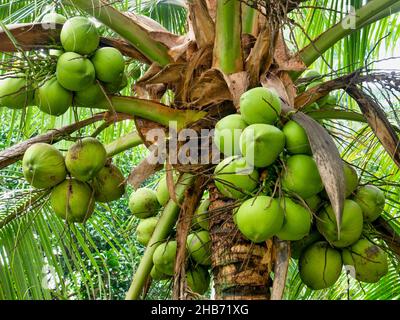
[0,13,128,115]
[129,177,212,295]
[22,137,125,223]
[212,82,389,290]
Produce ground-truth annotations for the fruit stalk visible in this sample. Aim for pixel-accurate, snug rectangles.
[105,132,142,157]
[125,173,194,300]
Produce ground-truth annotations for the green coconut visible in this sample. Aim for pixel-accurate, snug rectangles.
[186,266,210,295]
[214,156,259,199]
[299,241,342,290]
[104,73,128,93]
[344,163,358,197]
[22,143,67,189]
[65,137,107,182]
[239,87,281,125]
[41,12,67,24]
[214,114,248,156]
[291,230,323,260]
[235,196,284,243]
[239,123,285,168]
[276,197,312,241]
[129,187,160,218]
[354,185,385,222]
[92,164,125,202]
[282,120,311,154]
[317,199,363,248]
[304,194,322,212]
[56,52,95,91]
[153,240,177,276]
[0,73,33,109]
[50,178,95,223]
[60,16,99,55]
[187,231,212,266]
[281,154,323,198]
[74,81,107,107]
[91,47,125,83]
[136,217,158,246]
[342,238,388,283]
[192,196,210,230]
[150,265,170,280]
[156,172,179,206]
[35,77,72,116]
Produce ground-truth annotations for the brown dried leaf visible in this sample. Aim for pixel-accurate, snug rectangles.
[222,71,249,110]
[144,63,186,85]
[188,0,215,48]
[274,32,306,72]
[127,155,163,189]
[261,73,291,104]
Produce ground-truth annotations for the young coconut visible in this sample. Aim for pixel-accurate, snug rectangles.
[344,163,358,197]
[354,185,385,222]
[104,73,128,94]
[91,47,125,83]
[56,52,95,91]
[65,137,107,182]
[35,77,72,116]
[342,238,388,283]
[136,217,158,246]
[317,199,363,248]
[291,230,323,260]
[129,188,160,218]
[22,143,67,189]
[74,81,107,107]
[299,241,342,290]
[239,87,281,125]
[281,154,324,198]
[155,172,179,206]
[304,194,322,212]
[60,16,99,55]
[276,197,312,241]
[152,240,177,276]
[214,156,259,199]
[0,73,33,109]
[192,196,210,230]
[234,196,284,243]
[213,114,248,156]
[92,164,125,202]
[239,124,285,168]
[282,120,312,155]
[150,265,170,281]
[187,231,212,266]
[50,178,95,223]
[186,266,210,295]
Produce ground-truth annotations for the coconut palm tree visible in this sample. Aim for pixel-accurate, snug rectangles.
[0,0,400,300]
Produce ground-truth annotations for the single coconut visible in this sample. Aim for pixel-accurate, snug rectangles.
[150,265,170,280]
[104,73,128,94]
[354,185,385,222]
[239,87,281,125]
[91,47,125,83]
[291,229,323,260]
[41,12,67,24]
[239,123,285,168]
[92,164,125,202]
[276,197,312,241]
[50,178,95,223]
[282,120,311,155]
[152,240,177,276]
[136,217,158,246]
[0,73,33,109]
[235,196,284,243]
[129,187,160,218]
[156,172,179,206]
[187,231,211,266]
[304,194,322,212]
[344,163,358,197]
[56,52,95,91]
[22,143,67,189]
[60,16,99,55]
[65,137,107,181]
[317,199,363,248]
[214,156,259,199]
[192,196,210,230]
[74,81,107,107]
[186,266,210,295]
[342,238,388,283]
[35,77,72,116]
[299,241,342,290]
[213,114,248,156]
[281,154,323,198]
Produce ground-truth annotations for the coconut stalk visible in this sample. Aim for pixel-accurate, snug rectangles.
[241,3,258,35]
[65,0,172,66]
[105,132,142,157]
[125,173,194,300]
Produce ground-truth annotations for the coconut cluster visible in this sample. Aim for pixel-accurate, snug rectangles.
[212,82,388,290]
[22,138,125,223]
[0,14,128,115]
[130,175,211,295]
